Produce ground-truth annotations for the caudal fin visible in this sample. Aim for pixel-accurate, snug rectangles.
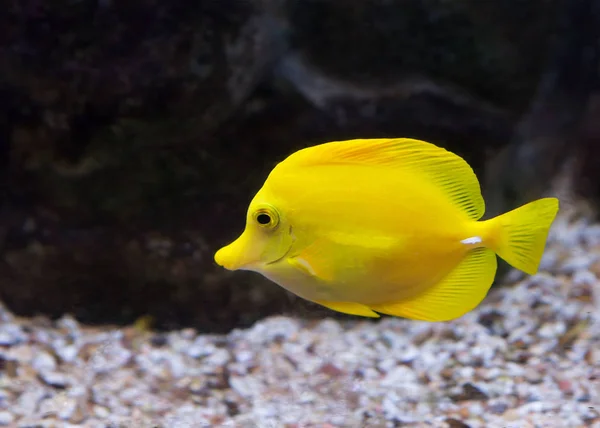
[489,197,559,275]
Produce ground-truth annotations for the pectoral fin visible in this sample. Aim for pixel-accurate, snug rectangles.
[315,300,380,318]
[287,239,336,282]
[369,247,497,322]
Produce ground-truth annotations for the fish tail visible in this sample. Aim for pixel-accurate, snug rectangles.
[484,197,559,275]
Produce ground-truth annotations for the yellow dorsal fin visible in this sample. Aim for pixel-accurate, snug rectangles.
[279,138,485,220]
[369,247,497,321]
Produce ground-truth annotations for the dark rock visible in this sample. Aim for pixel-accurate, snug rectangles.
[0,0,597,332]
[483,0,600,217]
[481,0,600,278]
[0,0,290,333]
[276,52,513,168]
[286,0,559,109]
[1,0,280,170]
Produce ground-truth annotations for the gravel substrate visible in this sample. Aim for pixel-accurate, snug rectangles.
[1,202,599,428]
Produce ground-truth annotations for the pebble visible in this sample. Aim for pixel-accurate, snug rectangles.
[0,412,13,426]
[0,324,26,346]
[562,255,594,274]
[38,371,70,389]
[32,352,57,372]
[0,204,596,426]
[538,321,567,339]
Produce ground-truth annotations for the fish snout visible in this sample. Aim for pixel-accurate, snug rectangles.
[214,245,235,270]
[214,233,258,271]
[214,244,247,271]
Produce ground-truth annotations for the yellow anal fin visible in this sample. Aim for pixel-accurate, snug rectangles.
[369,247,497,322]
[315,300,380,318]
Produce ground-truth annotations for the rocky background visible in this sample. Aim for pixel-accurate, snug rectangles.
[0,0,599,333]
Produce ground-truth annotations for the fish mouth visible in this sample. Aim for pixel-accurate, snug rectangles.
[217,247,290,272]
[214,246,234,270]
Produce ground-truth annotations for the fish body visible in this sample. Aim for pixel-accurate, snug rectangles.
[214,138,559,321]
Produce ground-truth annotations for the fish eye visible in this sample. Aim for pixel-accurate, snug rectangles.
[253,206,279,229]
[257,213,271,225]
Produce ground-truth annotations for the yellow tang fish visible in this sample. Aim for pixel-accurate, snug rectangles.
[214,138,559,321]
